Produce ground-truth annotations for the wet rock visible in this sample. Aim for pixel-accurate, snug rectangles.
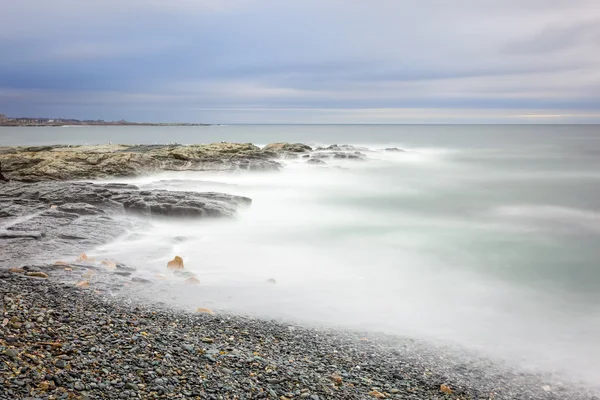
[25,271,49,278]
[167,256,184,270]
[131,277,152,285]
[0,181,252,268]
[4,348,19,360]
[307,158,326,165]
[263,143,312,157]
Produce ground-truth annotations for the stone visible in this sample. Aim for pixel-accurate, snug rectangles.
[75,281,90,289]
[368,390,386,399]
[331,374,343,385]
[196,308,215,315]
[101,260,117,270]
[167,256,184,270]
[4,348,19,360]
[266,278,276,284]
[262,143,312,156]
[131,277,152,284]
[307,158,326,165]
[55,359,66,368]
[25,271,49,278]
[440,384,453,394]
[185,277,200,285]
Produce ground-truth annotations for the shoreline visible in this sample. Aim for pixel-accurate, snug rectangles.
[2,272,595,400]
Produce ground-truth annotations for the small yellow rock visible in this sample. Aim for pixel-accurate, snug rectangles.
[64,267,73,272]
[185,277,200,285]
[76,253,88,262]
[331,374,343,386]
[195,307,215,315]
[167,256,184,270]
[368,390,386,399]
[26,271,49,278]
[440,384,453,394]
[101,260,117,270]
[54,261,70,266]
[76,280,90,288]
[8,268,25,274]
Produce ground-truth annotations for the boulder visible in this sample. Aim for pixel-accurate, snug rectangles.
[263,143,312,154]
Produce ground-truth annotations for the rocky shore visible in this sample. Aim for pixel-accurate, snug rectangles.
[3,272,595,400]
[1,142,598,399]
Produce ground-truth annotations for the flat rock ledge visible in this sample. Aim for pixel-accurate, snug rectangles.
[0,181,251,268]
[0,143,282,182]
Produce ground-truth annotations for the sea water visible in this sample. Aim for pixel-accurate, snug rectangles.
[3,124,600,386]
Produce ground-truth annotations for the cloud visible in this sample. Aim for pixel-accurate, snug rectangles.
[1,0,599,122]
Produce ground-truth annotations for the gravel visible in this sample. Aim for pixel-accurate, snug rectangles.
[1,272,598,400]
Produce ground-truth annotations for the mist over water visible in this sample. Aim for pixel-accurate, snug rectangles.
[5,124,600,387]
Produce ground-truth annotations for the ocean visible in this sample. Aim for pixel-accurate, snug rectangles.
[2,124,600,386]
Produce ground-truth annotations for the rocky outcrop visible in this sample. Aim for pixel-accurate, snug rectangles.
[311,151,366,160]
[0,143,281,182]
[262,143,312,159]
[0,181,251,267]
[263,142,312,153]
[316,144,369,152]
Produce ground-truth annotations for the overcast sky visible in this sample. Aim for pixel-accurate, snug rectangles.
[1,0,599,123]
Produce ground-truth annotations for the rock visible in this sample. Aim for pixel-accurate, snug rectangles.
[311,152,365,161]
[101,260,117,270]
[307,158,326,165]
[131,277,152,284]
[8,268,25,273]
[58,203,104,215]
[316,144,368,152]
[0,230,43,239]
[368,390,386,398]
[440,384,453,394]
[383,147,404,152]
[74,381,84,391]
[55,359,66,369]
[0,181,252,268]
[266,278,277,284]
[331,374,343,385]
[3,348,19,360]
[25,271,49,278]
[196,308,215,315]
[185,277,200,285]
[263,143,312,154]
[75,280,90,289]
[201,337,214,344]
[54,261,70,266]
[76,253,89,262]
[167,256,184,270]
[0,143,282,182]
[125,382,138,390]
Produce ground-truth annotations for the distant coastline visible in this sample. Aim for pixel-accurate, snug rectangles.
[0,113,210,127]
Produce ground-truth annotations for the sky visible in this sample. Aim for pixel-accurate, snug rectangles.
[1,0,600,124]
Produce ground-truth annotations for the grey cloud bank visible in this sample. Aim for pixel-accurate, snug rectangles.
[1,0,599,123]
